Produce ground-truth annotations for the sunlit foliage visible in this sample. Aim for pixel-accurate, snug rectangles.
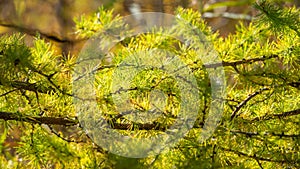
[0,1,299,168]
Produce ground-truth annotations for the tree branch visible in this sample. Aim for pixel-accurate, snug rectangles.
[219,146,288,164]
[0,21,85,43]
[0,80,56,94]
[251,108,300,122]
[203,54,278,69]
[0,111,165,130]
[229,129,300,138]
[0,111,78,126]
[202,12,253,20]
[230,87,270,120]
[288,81,300,89]
[0,89,18,97]
[13,81,56,94]
[0,111,204,131]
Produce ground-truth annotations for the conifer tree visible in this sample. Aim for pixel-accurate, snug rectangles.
[0,0,299,168]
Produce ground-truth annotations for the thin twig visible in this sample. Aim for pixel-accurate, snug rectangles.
[230,87,269,120]
[255,158,264,169]
[0,89,18,97]
[47,125,84,143]
[219,146,287,163]
[251,108,300,122]
[228,129,300,138]
[202,12,253,21]
[203,55,278,69]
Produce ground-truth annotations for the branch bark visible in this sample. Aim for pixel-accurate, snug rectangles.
[0,111,78,126]
[0,111,164,129]
[251,108,300,122]
[0,111,204,131]
[219,146,289,164]
[0,21,85,43]
[230,87,269,120]
[204,55,279,69]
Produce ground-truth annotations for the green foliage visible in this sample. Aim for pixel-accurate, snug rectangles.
[0,2,299,169]
[254,0,300,36]
[74,6,124,39]
[0,34,31,83]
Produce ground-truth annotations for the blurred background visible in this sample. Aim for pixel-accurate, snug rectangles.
[0,0,299,56]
